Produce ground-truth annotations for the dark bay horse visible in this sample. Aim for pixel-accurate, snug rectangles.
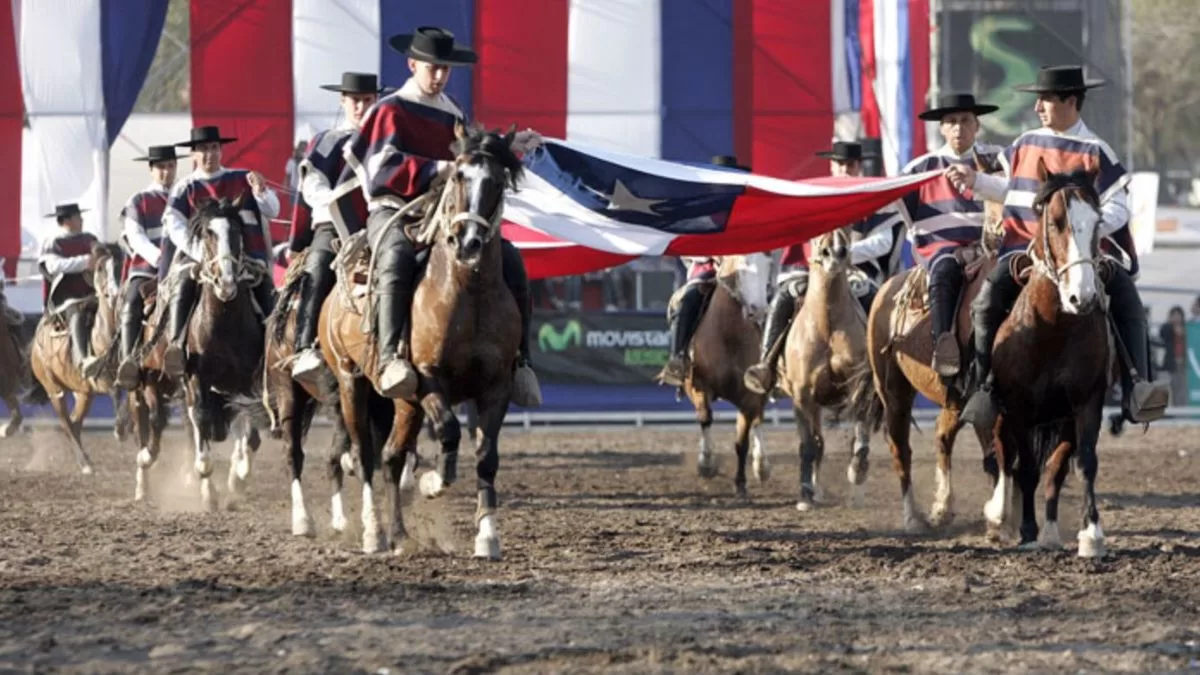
[127,277,182,502]
[264,251,397,538]
[321,123,523,558]
[680,253,773,495]
[988,161,1112,557]
[27,242,124,473]
[0,276,27,437]
[177,198,265,510]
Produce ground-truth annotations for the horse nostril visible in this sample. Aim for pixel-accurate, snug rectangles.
[1069,294,1079,306]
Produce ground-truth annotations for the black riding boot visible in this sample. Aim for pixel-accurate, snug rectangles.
[291,243,336,384]
[960,262,1022,428]
[744,286,800,395]
[501,239,542,407]
[373,224,419,398]
[68,305,94,370]
[928,260,965,377]
[116,281,147,389]
[1106,266,1169,422]
[657,284,705,387]
[252,278,276,318]
[164,276,198,379]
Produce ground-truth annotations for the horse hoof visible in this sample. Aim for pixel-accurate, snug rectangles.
[136,448,153,469]
[420,471,446,499]
[697,461,718,479]
[399,462,416,491]
[796,499,815,512]
[735,484,748,499]
[362,530,386,555]
[292,516,316,538]
[1017,540,1040,552]
[752,459,771,483]
[0,423,18,438]
[904,517,930,534]
[474,515,501,560]
[1077,523,1106,559]
[80,464,94,476]
[340,452,356,476]
[929,507,955,528]
[1037,521,1063,551]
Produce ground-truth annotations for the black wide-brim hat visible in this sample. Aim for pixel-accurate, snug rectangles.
[45,203,88,220]
[176,125,238,148]
[319,71,393,94]
[133,145,186,163]
[816,141,864,162]
[710,154,751,172]
[919,92,999,121]
[1014,65,1106,93]
[388,26,477,66]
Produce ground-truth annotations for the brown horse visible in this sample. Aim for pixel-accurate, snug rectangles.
[865,202,1005,531]
[680,253,773,495]
[320,123,522,557]
[264,251,402,538]
[777,228,880,511]
[0,276,27,437]
[27,242,124,473]
[175,198,266,510]
[987,163,1112,557]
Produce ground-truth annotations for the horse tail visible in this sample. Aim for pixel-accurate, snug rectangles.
[24,378,49,406]
[846,361,884,433]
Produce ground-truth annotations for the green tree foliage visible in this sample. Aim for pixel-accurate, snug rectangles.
[1133,0,1200,170]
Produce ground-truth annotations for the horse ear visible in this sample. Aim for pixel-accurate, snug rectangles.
[454,119,467,141]
[1036,156,1050,183]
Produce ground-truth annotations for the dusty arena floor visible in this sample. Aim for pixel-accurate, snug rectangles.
[1,418,1199,674]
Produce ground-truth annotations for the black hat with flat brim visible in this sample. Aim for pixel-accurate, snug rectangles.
[1014,65,1105,93]
[176,125,238,148]
[919,93,999,121]
[319,72,393,94]
[388,26,477,66]
[133,145,186,163]
[816,141,863,162]
[710,154,751,172]
[45,203,87,220]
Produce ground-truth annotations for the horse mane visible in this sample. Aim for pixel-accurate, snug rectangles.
[91,240,123,260]
[451,124,525,191]
[1032,170,1098,215]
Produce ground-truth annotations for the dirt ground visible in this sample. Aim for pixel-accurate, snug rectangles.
[1,417,1199,674]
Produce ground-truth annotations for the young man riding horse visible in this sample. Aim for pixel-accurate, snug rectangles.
[744,141,904,395]
[898,93,1005,377]
[114,145,182,389]
[657,154,751,388]
[332,26,542,406]
[160,125,281,380]
[38,203,102,383]
[947,65,1170,427]
[289,72,389,386]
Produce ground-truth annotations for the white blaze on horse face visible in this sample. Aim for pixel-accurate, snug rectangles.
[736,253,772,317]
[208,217,237,299]
[1060,196,1101,314]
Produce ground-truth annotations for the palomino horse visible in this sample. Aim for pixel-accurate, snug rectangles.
[988,163,1111,557]
[865,202,1006,531]
[679,253,773,495]
[777,228,880,511]
[264,251,400,538]
[0,275,27,437]
[320,123,522,557]
[27,242,124,473]
[176,198,265,510]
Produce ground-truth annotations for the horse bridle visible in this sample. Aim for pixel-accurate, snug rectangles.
[418,156,506,247]
[1028,187,1101,287]
[196,229,265,290]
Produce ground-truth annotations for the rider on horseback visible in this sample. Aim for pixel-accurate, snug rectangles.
[657,154,751,387]
[948,65,1170,427]
[160,125,281,380]
[38,203,101,380]
[332,26,542,406]
[744,141,905,395]
[114,145,183,389]
[898,93,1004,377]
[289,72,389,386]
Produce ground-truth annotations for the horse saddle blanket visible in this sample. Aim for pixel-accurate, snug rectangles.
[889,246,995,357]
[335,231,430,316]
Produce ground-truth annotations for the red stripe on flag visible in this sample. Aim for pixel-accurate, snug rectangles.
[0,8,21,279]
[748,0,833,179]
[474,0,568,138]
[503,223,636,280]
[908,0,930,154]
[859,0,881,138]
[190,0,293,199]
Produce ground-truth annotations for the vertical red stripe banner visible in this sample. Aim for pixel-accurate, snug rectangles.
[189,0,293,196]
[0,8,22,278]
[858,0,881,138]
[908,0,931,156]
[473,0,569,139]
[748,0,833,179]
